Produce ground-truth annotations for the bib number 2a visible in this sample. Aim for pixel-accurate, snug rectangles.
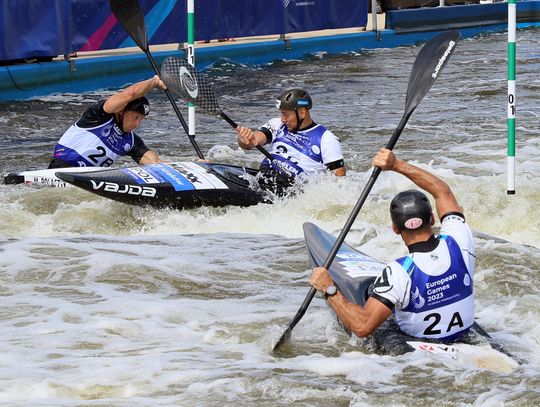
[88,146,114,167]
[423,311,464,336]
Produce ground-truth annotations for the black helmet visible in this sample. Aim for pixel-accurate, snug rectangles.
[390,189,433,231]
[276,88,312,110]
[125,96,150,116]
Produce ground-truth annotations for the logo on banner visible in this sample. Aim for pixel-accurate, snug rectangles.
[179,67,198,98]
[282,0,316,6]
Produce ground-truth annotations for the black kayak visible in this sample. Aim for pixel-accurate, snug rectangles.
[303,222,517,363]
[51,161,268,210]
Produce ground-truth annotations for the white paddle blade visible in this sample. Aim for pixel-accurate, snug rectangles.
[407,341,519,374]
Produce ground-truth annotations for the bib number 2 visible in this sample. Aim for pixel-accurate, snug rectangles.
[88,146,114,167]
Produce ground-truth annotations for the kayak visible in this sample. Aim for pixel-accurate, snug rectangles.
[303,222,519,372]
[4,162,269,210]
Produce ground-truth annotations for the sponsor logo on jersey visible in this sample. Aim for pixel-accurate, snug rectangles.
[411,286,426,309]
[113,123,123,134]
[374,267,393,293]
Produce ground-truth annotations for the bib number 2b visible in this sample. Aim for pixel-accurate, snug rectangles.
[88,146,114,167]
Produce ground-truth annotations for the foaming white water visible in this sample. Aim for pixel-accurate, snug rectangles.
[1,231,536,406]
[2,158,538,248]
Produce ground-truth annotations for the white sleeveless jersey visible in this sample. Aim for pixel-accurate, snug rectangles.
[372,214,476,340]
[53,118,135,167]
[259,118,343,178]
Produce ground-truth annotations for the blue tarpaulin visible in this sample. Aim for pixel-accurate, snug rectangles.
[0,0,367,62]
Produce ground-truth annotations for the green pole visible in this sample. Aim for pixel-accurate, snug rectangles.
[507,0,516,194]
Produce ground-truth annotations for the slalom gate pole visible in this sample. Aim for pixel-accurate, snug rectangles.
[187,0,196,145]
[507,0,516,194]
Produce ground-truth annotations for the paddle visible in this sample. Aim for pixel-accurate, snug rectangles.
[272,30,461,351]
[160,56,294,178]
[108,0,205,160]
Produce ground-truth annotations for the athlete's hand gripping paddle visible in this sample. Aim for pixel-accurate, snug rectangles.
[160,56,294,178]
[272,30,461,351]
[108,0,205,160]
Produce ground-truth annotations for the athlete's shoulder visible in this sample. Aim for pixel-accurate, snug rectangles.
[373,260,409,292]
[440,212,474,255]
[84,99,107,115]
[259,117,281,133]
[320,127,341,143]
[371,260,411,309]
[77,99,113,127]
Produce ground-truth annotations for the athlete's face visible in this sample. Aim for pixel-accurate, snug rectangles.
[122,110,146,132]
[280,108,306,131]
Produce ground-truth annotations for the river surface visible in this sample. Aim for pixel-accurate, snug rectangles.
[0,29,539,406]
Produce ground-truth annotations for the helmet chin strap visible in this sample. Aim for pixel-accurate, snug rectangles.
[292,110,304,133]
[117,110,127,133]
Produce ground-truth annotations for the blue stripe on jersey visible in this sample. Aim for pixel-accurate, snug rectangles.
[53,145,93,167]
[401,256,415,276]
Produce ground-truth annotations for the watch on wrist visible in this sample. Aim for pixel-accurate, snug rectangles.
[325,284,338,298]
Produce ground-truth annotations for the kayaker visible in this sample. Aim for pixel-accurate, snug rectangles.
[310,148,475,341]
[235,88,346,194]
[48,75,166,169]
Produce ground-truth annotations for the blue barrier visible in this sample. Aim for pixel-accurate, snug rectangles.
[0,0,367,63]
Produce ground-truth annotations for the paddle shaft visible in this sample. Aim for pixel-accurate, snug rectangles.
[272,112,411,348]
[144,52,205,159]
[218,110,285,166]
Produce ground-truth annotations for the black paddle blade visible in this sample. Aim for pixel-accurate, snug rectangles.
[161,56,221,116]
[272,287,317,351]
[404,31,460,115]
[109,0,148,51]
[273,327,292,350]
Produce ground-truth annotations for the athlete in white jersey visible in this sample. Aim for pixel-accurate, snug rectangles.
[310,148,475,342]
[49,75,166,169]
[235,88,345,194]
